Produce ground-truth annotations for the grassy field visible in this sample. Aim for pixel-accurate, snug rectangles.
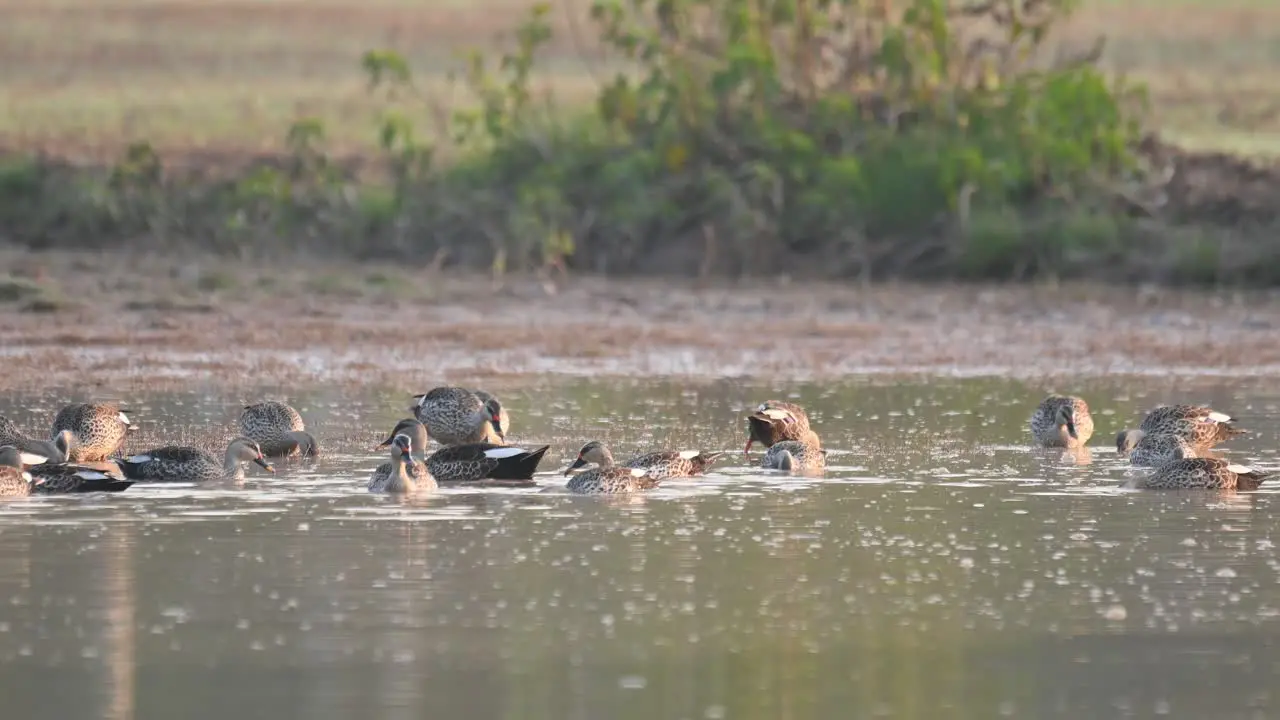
[1,0,1278,164]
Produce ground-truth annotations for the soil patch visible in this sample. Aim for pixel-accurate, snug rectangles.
[3,249,1280,393]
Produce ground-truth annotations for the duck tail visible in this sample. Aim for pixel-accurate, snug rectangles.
[1237,471,1272,491]
[69,470,135,493]
[489,445,550,480]
[113,458,143,480]
[83,478,135,493]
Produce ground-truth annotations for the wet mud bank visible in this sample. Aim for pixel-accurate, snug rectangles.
[3,250,1280,392]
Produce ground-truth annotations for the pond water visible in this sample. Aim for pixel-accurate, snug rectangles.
[2,376,1280,720]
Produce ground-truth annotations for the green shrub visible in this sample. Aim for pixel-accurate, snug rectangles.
[350,0,1149,277]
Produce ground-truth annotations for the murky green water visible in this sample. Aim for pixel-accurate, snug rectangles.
[2,376,1280,720]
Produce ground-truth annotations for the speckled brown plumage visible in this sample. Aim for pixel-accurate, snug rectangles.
[1133,458,1272,491]
[117,437,274,482]
[1117,404,1247,455]
[567,440,724,481]
[239,402,309,458]
[761,431,826,472]
[50,403,132,462]
[745,400,812,453]
[566,465,660,494]
[410,387,505,446]
[1029,395,1094,449]
[1128,433,1198,467]
[0,447,34,497]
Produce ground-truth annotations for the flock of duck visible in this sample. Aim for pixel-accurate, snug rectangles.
[1031,394,1268,490]
[0,390,815,497]
[0,388,1267,497]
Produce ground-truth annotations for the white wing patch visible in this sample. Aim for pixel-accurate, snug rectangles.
[74,470,109,480]
[630,467,650,477]
[483,447,526,459]
[22,471,33,482]
[1206,411,1232,423]
[118,412,131,425]
[1227,464,1253,474]
[678,450,700,460]
[125,454,152,463]
[20,452,48,466]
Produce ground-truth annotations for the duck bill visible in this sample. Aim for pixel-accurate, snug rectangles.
[563,457,588,476]
[375,433,395,450]
[1066,420,1078,440]
[490,417,505,442]
[254,457,275,473]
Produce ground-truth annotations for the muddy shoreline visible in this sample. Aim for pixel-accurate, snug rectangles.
[3,249,1280,393]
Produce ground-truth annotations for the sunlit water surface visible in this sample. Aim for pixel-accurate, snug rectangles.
[3,376,1280,720]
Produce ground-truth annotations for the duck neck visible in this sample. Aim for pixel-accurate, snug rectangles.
[28,437,68,463]
[1056,425,1074,445]
[387,454,416,494]
[223,447,245,479]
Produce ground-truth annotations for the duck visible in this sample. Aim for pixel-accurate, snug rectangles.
[744,400,812,455]
[1028,395,1094,449]
[1130,458,1273,491]
[368,419,432,488]
[409,387,505,446]
[1116,404,1247,454]
[760,431,826,472]
[563,463,660,495]
[0,415,74,465]
[6,429,133,492]
[27,464,132,493]
[743,401,826,472]
[0,447,36,497]
[1127,433,1199,467]
[50,402,133,462]
[27,460,134,494]
[566,440,725,480]
[368,433,433,495]
[472,390,510,444]
[377,418,546,485]
[115,437,275,482]
[239,402,317,458]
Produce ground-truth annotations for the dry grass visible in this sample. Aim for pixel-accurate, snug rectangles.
[0,0,1277,163]
[0,0,609,164]
[1060,0,1280,156]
